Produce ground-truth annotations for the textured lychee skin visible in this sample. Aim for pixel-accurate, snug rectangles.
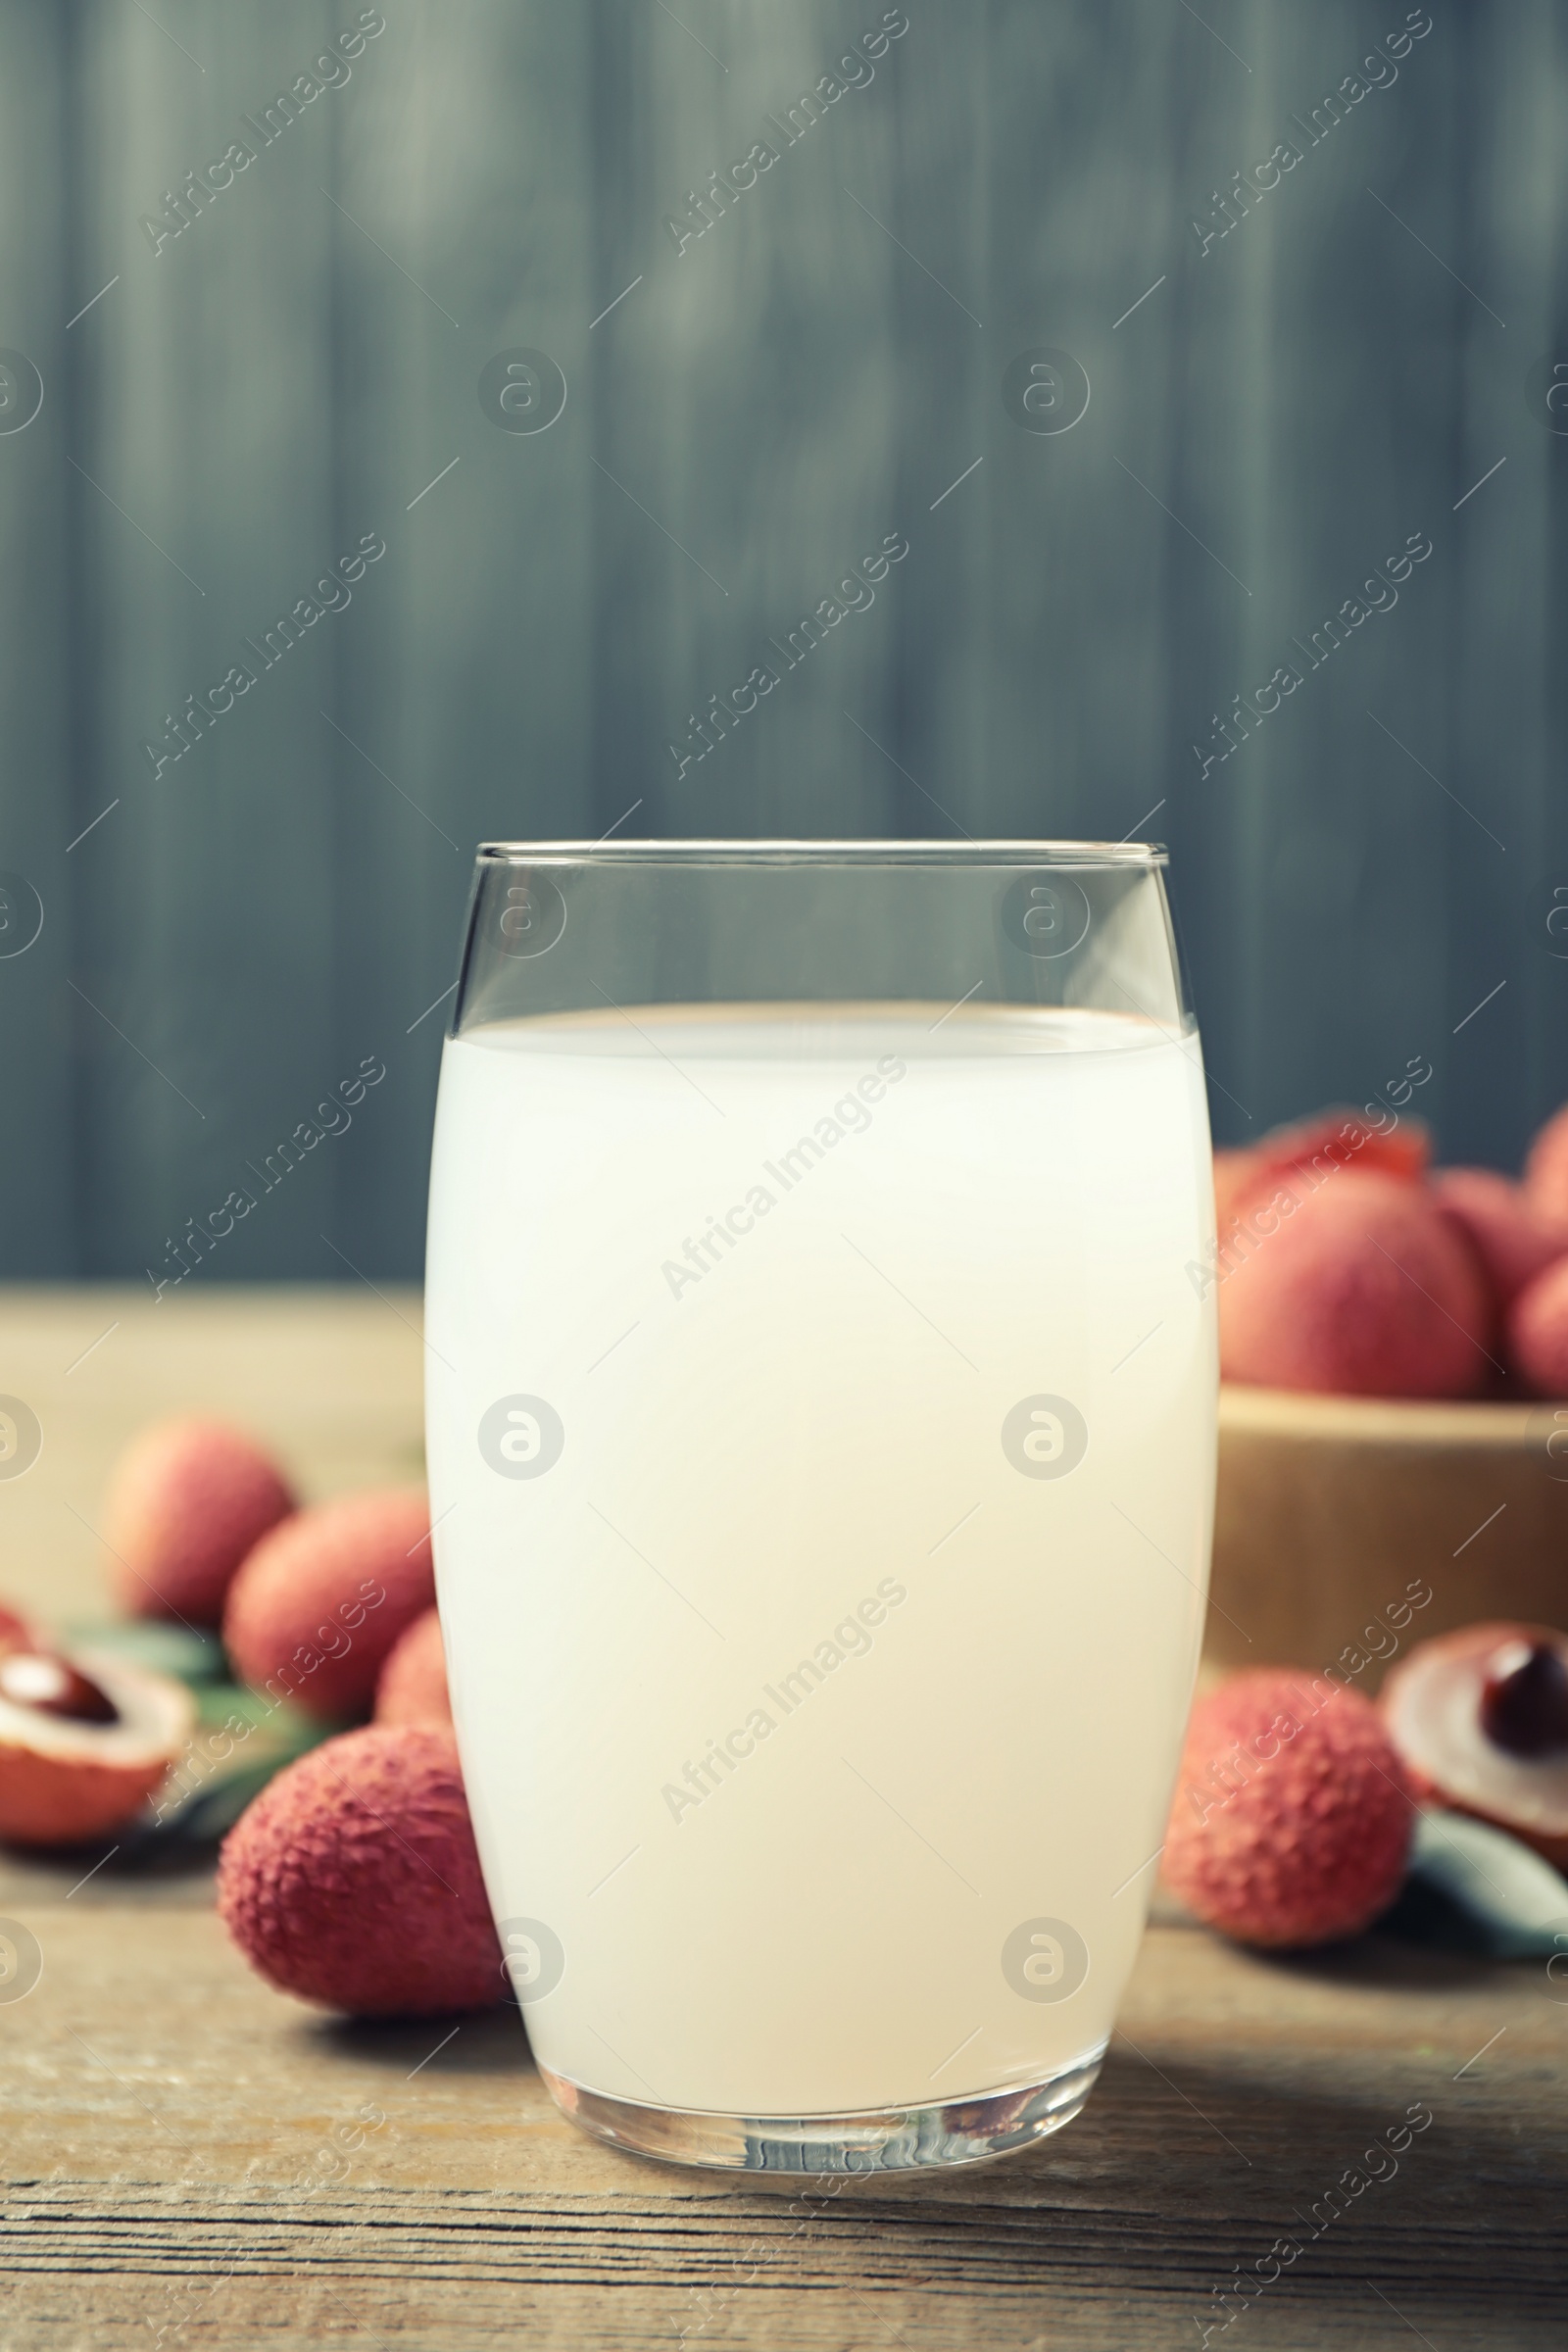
[1508,1256,1568,1397]
[217,1725,503,2017]
[1525,1103,1568,1240]
[1431,1168,1563,1309]
[223,1489,433,1722]
[375,1607,451,1727]
[103,1419,296,1625]
[1219,1170,1491,1397]
[1163,1671,1413,1948]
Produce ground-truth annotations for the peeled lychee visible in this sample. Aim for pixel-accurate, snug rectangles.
[1431,1168,1562,1309]
[375,1608,451,1727]
[222,1489,433,1723]
[103,1418,295,1625]
[1507,1256,1568,1396]
[1218,1169,1491,1396]
[0,1609,195,1845]
[1525,1103,1568,1239]
[1383,1621,1568,1868]
[1162,1670,1413,1947]
[217,1724,503,2016]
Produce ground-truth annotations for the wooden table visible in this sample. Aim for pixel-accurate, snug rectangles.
[1,1290,1563,2349]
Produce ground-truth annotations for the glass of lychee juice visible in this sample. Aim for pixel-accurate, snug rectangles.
[424,842,1217,2172]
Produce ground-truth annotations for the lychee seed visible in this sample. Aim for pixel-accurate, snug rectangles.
[1479,1640,1568,1758]
[1383,1621,1568,1870]
[0,1638,195,1847]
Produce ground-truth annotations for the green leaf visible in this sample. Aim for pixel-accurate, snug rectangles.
[65,1618,228,1686]
[1382,1808,1568,1959]
[121,1685,340,1856]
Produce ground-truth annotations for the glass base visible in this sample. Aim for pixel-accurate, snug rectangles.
[537,2043,1107,2174]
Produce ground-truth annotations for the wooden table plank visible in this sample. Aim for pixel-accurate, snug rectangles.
[0,1283,429,1628]
[1,1902,1562,2349]
[0,1291,1564,2349]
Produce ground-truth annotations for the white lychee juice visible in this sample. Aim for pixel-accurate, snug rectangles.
[424,1004,1216,2126]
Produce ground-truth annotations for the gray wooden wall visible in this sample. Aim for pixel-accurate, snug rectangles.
[1,0,1563,1281]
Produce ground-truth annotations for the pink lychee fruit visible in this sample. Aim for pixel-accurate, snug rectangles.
[1218,1169,1491,1396]
[1162,1671,1413,1947]
[103,1418,295,1625]
[1213,1147,1266,1234]
[1431,1168,1563,1309]
[1213,1112,1430,1260]
[217,1724,503,2017]
[1250,1105,1432,1187]
[1508,1256,1568,1397]
[375,1607,451,1727]
[1525,1103,1568,1240]
[222,1489,433,1722]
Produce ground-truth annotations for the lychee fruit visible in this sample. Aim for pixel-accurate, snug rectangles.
[1507,1256,1568,1396]
[1162,1670,1413,1947]
[1218,1169,1492,1396]
[1213,1147,1267,1234]
[0,1609,195,1845]
[103,1418,295,1625]
[1212,1113,1430,1268]
[217,1724,503,2016]
[223,1488,433,1723]
[1382,1621,1568,1869]
[375,1607,451,1727]
[1431,1168,1563,1310]
[1524,1103,1568,1239]
[1253,1106,1431,1189]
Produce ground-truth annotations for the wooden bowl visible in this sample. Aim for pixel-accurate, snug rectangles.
[1208,1385,1568,1691]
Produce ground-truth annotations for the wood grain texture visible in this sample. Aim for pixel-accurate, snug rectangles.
[0,1289,1565,2348]
[0,1903,1562,2349]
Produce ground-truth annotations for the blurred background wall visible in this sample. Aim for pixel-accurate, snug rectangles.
[1,0,1565,1283]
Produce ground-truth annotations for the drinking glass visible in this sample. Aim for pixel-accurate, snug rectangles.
[424,841,1217,2173]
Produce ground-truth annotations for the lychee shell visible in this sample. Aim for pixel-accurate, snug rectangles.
[217,1725,502,2016]
[1525,1103,1568,1240]
[104,1418,295,1625]
[1218,1169,1490,1397]
[0,1744,165,1846]
[375,1608,451,1727]
[1381,1621,1568,1869]
[1507,1257,1568,1397]
[1163,1670,1413,1948]
[0,1650,196,1846]
[1244,1107,1430,1191]
[1431,1168,1562,1310]
[222,1488,433,1722]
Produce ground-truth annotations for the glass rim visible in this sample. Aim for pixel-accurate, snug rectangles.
[474,838,1167,869]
